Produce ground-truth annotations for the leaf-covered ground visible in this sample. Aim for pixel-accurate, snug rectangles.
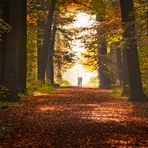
[0,87,148,147]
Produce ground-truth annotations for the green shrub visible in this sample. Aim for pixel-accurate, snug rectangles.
[0,122,14,139]
[110,87,123,97]
[0,85,10,101]
[0,101,20,107]
[143,83,148,98]
[55,78,71,87]
[139,46,148,97]
[85,77,98,88]
[26,80,54,95]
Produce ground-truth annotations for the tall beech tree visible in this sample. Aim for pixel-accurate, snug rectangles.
[119,0,147,100]
[122,47,129,96]
[0,3,7,85]
[115,47,123,86]
[37,0,48,81]
[29,0,75,85]
[1,0,27,100]
[94,0,111,88]
[17,0,27,92]
[46,23,57,84]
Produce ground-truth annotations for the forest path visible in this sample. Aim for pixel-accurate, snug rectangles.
[0,87,148,147]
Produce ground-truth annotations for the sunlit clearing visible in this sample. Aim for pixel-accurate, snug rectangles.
[63,64,97,86]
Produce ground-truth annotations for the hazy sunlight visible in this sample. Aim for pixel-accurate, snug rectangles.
[63,12,97,87]
[72,13,95,28]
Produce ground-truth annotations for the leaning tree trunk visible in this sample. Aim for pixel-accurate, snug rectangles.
[2,0,27,101]
[39,0,56,81]
[46,24,57,84]
[119,0,147,101]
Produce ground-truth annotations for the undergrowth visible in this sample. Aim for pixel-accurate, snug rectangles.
[0,85,10,101]
[143,83,148,98]
[55,78,71,87]
[110,87,123,97]
[26,80,55,95]
[0,101,20,107]
[0,122,14,139]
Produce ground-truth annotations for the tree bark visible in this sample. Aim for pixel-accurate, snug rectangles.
[96,0,111,89]
[57,62,62,79]
[37,22,45,81]
[46,24,57,84]
[116,48,123,86]
[17,0,27,92]
[119,0,147,101]
[98,38,111,88]
[37,0,46,81]
[122,48,129,96]
[0,2,5,84]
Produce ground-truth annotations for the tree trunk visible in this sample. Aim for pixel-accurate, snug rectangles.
[37,0,46,81]
[2,0,27,101]
[119,0,147,101]
[37,22,45,81]
[98,38,111,88]
[46,24,57,84]
[39,0,56,81]
[122,48,129,96]
[17,0,27,92]
[96,0,111,89]
[57,62,62,79]
[0,2,5,84]
[116,48,123,86]
[0,39,3,84]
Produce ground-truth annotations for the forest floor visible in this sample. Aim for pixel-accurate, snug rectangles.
[0,87,148,148]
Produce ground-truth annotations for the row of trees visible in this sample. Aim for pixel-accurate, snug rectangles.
[0,0,76,100]
[80,0,147,100]
[27,0,76,85]
[0,0,147,101]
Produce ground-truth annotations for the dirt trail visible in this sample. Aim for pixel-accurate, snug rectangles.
[0,87,148,147]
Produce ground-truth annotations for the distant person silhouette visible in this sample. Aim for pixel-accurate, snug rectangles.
[78,77,82,86]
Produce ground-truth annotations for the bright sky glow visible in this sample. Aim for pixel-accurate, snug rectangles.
[72,13,96,28]
[63,12,97,87]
